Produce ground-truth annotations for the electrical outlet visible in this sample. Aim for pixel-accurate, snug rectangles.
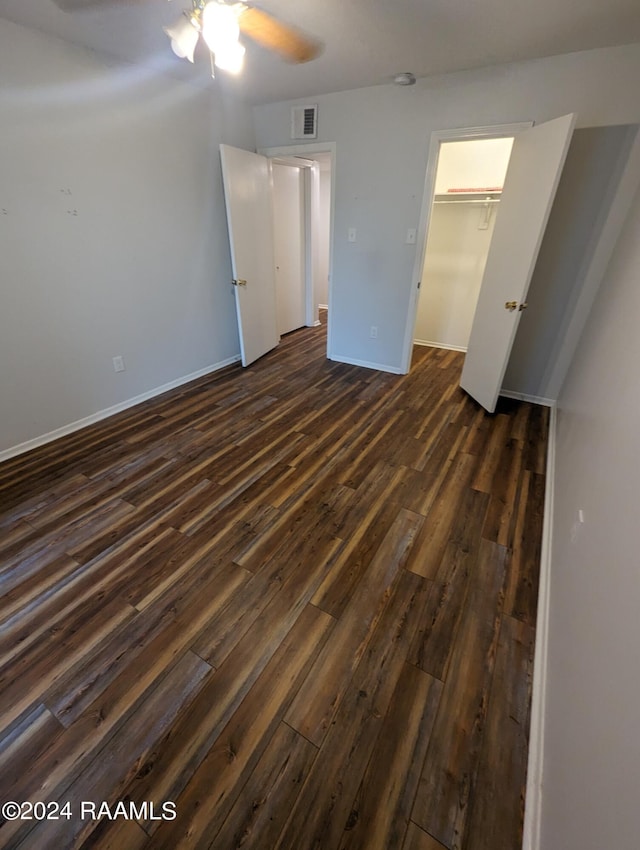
[112,355,125,373]
[348,228,357,243]
[370,326,378,339]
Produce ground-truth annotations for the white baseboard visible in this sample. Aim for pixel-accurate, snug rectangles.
[328,354,404,375]
[522,402,557,850]
[0,355,241,463]
[413,339,467,353]
[500,390,556,408]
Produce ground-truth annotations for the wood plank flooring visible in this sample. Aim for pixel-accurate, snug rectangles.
[0,316,548,850]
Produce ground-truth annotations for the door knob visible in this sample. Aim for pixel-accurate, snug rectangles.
[232,279,247,286]
[505,301,517,311]
[519,302,529,311]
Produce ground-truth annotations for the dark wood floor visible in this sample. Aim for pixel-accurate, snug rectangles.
[0,317,548,850]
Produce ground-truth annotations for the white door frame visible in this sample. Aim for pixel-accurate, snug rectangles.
[259,142,336,358]
[399,123,533,374]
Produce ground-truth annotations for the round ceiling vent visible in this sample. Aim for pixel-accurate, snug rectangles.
[393,72,416,86]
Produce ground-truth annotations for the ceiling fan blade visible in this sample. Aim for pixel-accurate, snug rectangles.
[238,6,322,64]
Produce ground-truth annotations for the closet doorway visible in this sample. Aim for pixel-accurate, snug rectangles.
[414,136,513,351]
[402,116,577,411]
[414,137,514,351]
[403,121,532,372]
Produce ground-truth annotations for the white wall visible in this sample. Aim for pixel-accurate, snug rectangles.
[414,202,498,349]
[540,181,640,850]
[0,19,255,456]
[254,43,640,378]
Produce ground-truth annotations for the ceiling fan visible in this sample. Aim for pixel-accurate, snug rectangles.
[52,0,323,74]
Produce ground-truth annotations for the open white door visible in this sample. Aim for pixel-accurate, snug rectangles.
[220,144,279,367]
[460,113,577,411]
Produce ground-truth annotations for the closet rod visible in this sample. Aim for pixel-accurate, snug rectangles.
[433,197,501,205]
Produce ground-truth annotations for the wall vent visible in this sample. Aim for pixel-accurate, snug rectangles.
[291,105,318,139]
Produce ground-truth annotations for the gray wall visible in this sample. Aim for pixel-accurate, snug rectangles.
[0,18,254,455]
[542,179,640,850]
[504,124,638,399]
[254,43,640,381]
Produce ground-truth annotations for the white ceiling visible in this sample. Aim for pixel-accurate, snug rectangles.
[2,0,640,104]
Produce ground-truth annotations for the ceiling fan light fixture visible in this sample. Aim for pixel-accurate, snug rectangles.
[164,13,200,63]
[161,0,320,75]
[214,39,246,74]
[201,1,241,54]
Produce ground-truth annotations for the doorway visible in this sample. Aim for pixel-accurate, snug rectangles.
[271,160,306,336]
[403,123,532,373]
[414,137,514,352]
[260,142,336,357]
[402,116,578,412]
